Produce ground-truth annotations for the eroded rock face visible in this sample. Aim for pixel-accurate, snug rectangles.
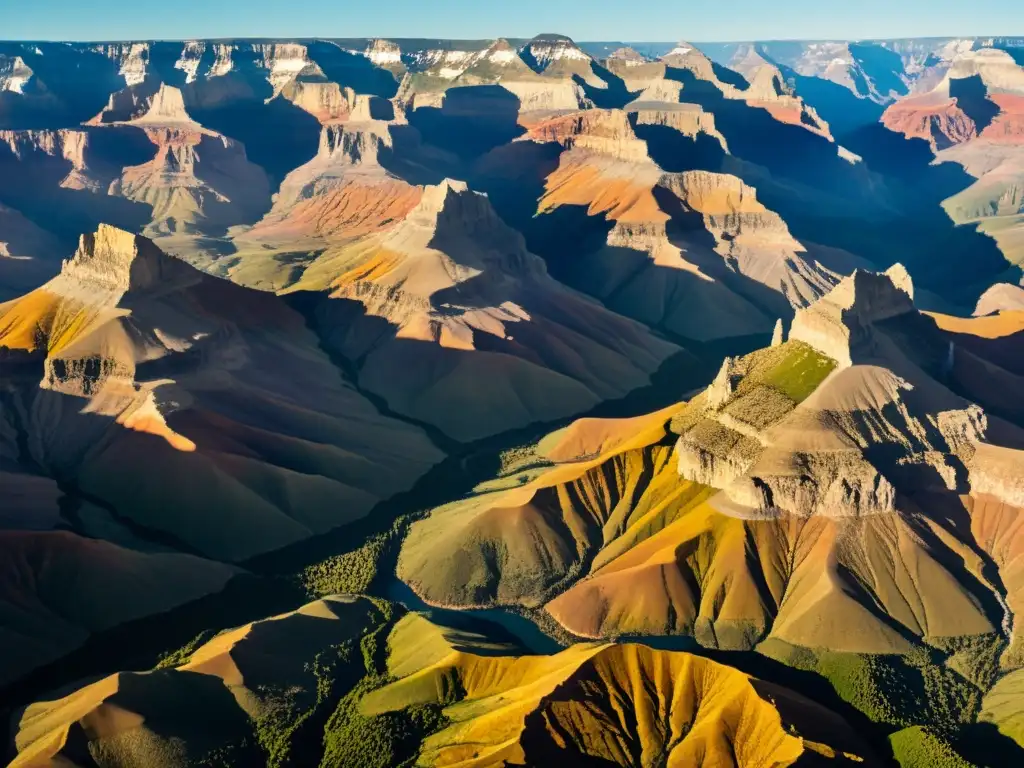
[362,39,403,70]
[882,95,980,150]
[0,128,104,190]
[235,119,425,265]
[971,443,1024,507]
[95,42,149,87]
[283,178,678,442]
[882,48,1024,150]
[789,266,916,367]
[0,55,35,94]
[631,103,730,153]
[728,450,898,518]
[396,36,595,115]
[976,283,1024,315]
[606,47,648,67]
[661,171,794,239]
[0,223,445,562]
[521,109,651,162]
[674,267,995,519]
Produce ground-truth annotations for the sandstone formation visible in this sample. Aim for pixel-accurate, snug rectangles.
[101,85,272,248]
[4,31,1024,768]
[977,282,1024,315]
[9,596,384,768]
[363,613,874,766]
[882,48,1024,151]
[0,224,443,562]
[396,35,596,117]
[400,267,1024,664]
[229,115,434,288]
[285,179,679,442]
[497,107,853,341]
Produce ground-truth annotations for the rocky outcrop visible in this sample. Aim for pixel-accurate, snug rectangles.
[882,95,979,150]
[0,127,110,191]
[112,125,270,238]
[674,267,997,519]
[789,266,916,367]
[130,84,196,124]
[234,120,428,271]
[253,43,323,94]
[976,283,1024,316]
[282,178,678,442]
[631,103,730,152]
[0,223,445,561]
[882,49,1024,150]
[95,42,149,87]
[970,443,1024,507]
[0,55,35,94]
[521,34,603,87]
[944,48,1024,93]
[86,85,273,240]
[606,47,648,67]
[397,37,595,114]
[522,109,651,162]
[728,451,898,518]
[361,39,404,71]
[707,356,741,408]
[279,83,395,124]
[661,171,791,236]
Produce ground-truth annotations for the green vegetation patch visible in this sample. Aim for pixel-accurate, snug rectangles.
[755,341,837,403]
[890,726,977,768]
[759,638,984,734]
[320,678,448,768]
[320,604,450,768]
[723,385,795,430]
[301,519,408,597]
[670,341,835,439]
[403,73,452,93]
[154,629,219,670]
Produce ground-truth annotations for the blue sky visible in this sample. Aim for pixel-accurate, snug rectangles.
[3,0,1023,42]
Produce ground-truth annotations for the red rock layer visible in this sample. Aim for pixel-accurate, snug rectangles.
[882,96,977,149]
[985,94,1024,144]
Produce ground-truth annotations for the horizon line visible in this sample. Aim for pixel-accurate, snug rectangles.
[3,33,1024,45]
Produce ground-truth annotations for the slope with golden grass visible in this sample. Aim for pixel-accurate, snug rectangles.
[9,600,876,768]
[396,401,706,607]
[981,667,1024,748]
[362,613,873,767]
[8,596,384,768]
[399,268,1024,666]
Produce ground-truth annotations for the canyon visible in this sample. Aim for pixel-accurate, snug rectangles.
[2,30,1024,768]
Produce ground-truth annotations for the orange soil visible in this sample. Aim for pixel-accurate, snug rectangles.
[248,178,422,242]
[538,160,666,223]
[928,310,1024,339]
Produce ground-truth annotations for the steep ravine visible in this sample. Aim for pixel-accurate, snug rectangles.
[0,302,727,713]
